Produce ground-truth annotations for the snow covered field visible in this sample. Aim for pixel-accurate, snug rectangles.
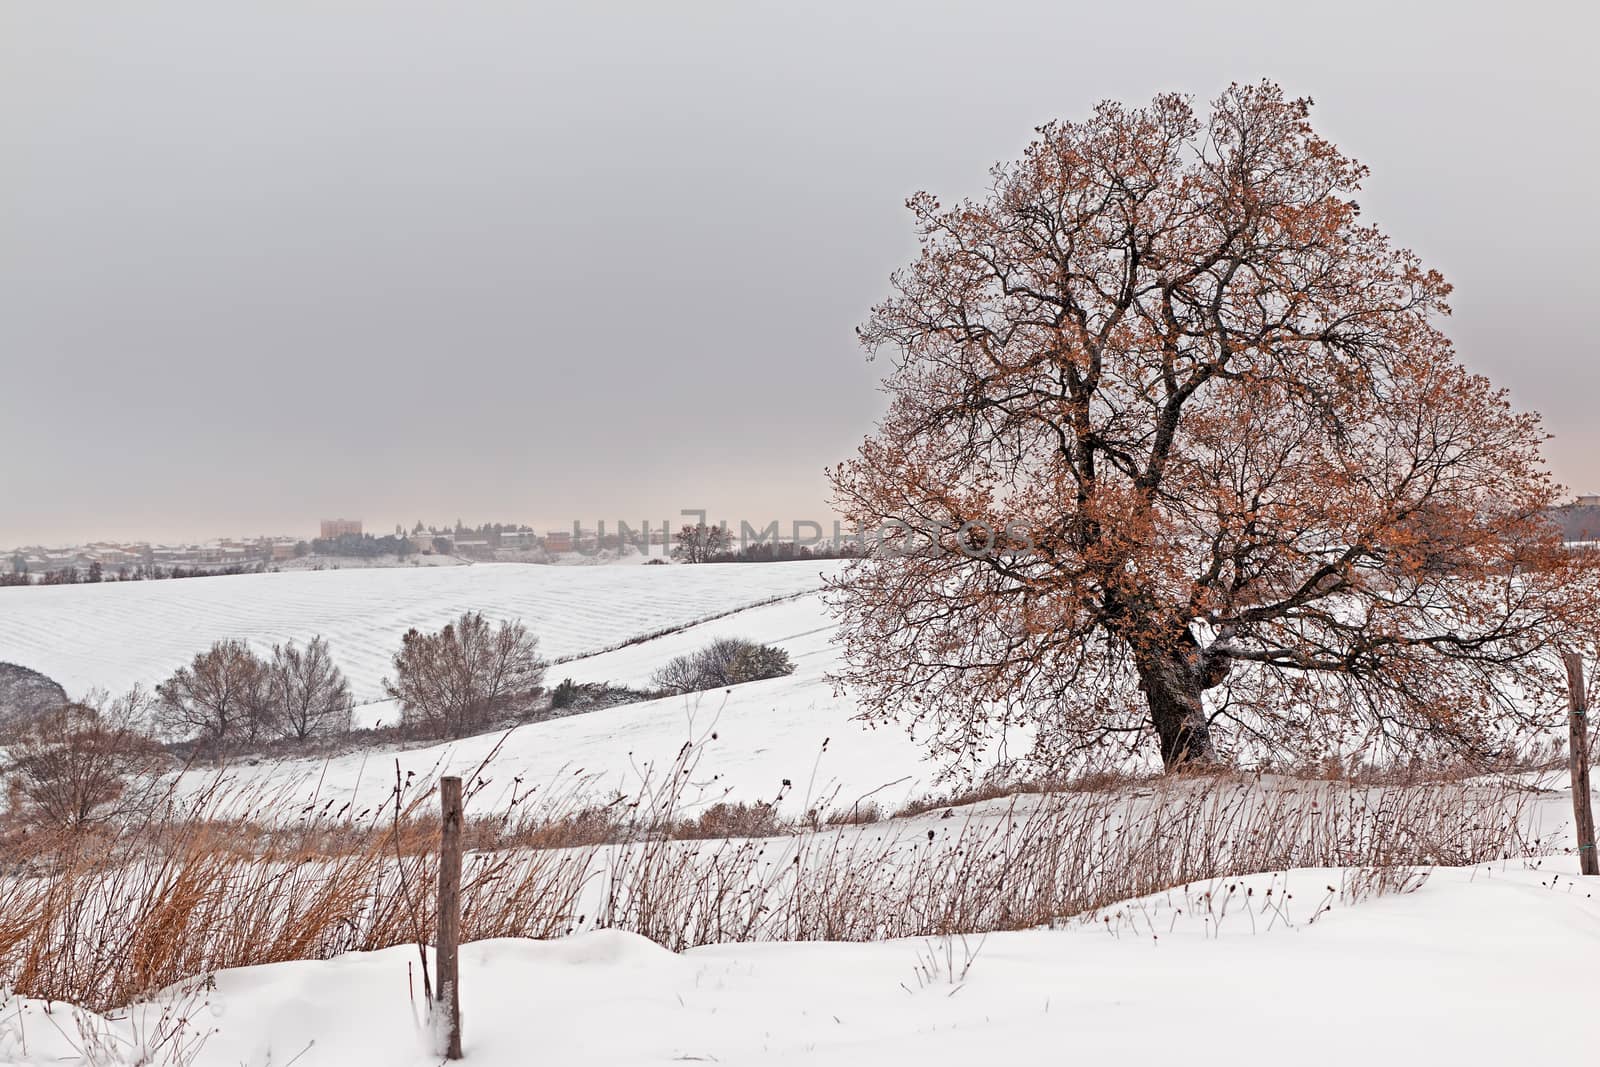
[0,560,958,811]
[187,588,953,818]
[0,561,847,705]
[6,858,1594,1066]
[1,560,1597,1066]
[0,563,952,836]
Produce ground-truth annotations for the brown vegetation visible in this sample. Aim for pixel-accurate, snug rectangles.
[154,641,274,746]
[0,741,1549,1013]
[4,689,166,828]
[384,613,547,738]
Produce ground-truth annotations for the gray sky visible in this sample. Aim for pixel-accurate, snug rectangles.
[2,0,1596,546]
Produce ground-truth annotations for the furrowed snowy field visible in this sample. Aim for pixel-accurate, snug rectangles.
[0,561,845,706]
[1,561,1596,1067]
[0,561,954,815]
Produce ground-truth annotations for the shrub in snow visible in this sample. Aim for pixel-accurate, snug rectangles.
[5,688,165,828]
[384,612,547,738]
[0,663,69,731]
[651,638,794,695]
[549,677,654,716]
[551,677,580,710]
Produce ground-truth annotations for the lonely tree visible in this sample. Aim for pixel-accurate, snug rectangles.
[829,83,1596,772]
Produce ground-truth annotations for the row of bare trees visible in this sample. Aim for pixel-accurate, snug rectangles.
[151,612,548,748]
[155,636,354,746]
[1,615,547,832]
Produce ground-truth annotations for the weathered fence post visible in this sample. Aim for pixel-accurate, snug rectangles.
[1564,653,1598,877]
[438,775,464,1058]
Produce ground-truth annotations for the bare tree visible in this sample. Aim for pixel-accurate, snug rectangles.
[384,612,546,738]
[154,640,273,746]
[830,82,1600,773]
[6,688,164,829]
[672,523,731,564]
[265,636,354,742]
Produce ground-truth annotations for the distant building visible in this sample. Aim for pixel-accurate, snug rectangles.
[543,530,573,553]
[453,538,492,559]
[320,518,363,540]
[1577,494,1600,508]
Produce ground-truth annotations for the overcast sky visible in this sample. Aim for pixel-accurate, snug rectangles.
[2,1,1596,546]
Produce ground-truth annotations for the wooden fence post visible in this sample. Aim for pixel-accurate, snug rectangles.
[438,776,464,1058]
[1564,653,1598,877]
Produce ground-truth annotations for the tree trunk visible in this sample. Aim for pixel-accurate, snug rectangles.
[1136,648,1217,770]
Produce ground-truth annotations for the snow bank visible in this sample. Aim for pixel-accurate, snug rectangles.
[7,859,1594,1066]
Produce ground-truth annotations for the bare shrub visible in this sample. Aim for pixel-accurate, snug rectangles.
[678,801,784,840]
[265,636,353,742]
[0,663,68,731]
[4,689,165,829]
[828,800,885,826]
[384,613,547,738]
[154,641,273,746]
[651,638,795,695]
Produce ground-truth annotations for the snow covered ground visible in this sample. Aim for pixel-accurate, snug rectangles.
[0,560,846,705]
[272,553,471,571]
[6,857,1595,1066]
[3,558,1598,1065]
[173,589,947,818]
[0,560,962,813]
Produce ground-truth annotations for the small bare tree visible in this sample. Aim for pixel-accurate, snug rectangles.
[265,636,354,742]
[154,640,273,746]
[672,523,731,564]
[6,688,164,829]
[384,613,546,738]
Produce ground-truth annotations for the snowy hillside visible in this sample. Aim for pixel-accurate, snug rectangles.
[0,561,847,704]
[171,590,951,818]
[0,560,960,813]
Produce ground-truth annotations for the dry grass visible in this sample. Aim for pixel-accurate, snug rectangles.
[0,740,1551,1014]
[592,766,1546,949]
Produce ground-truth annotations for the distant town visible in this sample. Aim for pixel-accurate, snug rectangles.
[2,516,861,584]
[3,519,611,580]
